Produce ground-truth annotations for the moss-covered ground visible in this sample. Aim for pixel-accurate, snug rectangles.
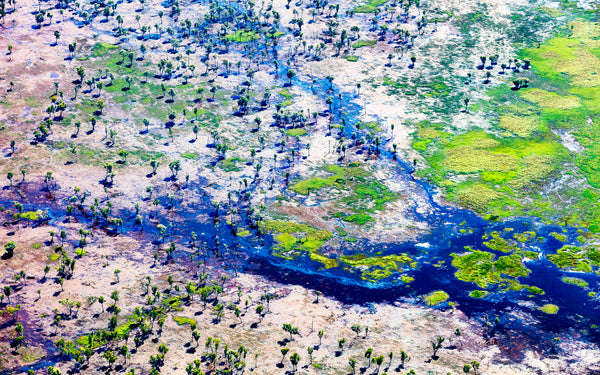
[260,221,334,268]
[411,11,600,233]
[339,253,413,282]
[424,290,449,306]
[290,164,396,225]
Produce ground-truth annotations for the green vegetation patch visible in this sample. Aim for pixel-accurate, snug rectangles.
[451,248,531,289]
[20,210,47,221]
[291,166,396,229]
[262,221,333,266]
[469,290,489,299]
[173,316,197,326]
[498,115,541,137]
[291,176,338,195]
[279,88,294,99]
[408,20,600,226]
[424,290,449,306]
[182,152,198,159]
[383,76,451,98]
[340,253,412,281]
[538,303,559,314]
[92,42,117,57]
[513,231,536,242]
[549,232,567,242]
[547,245,600,272]
[521,89,580,110]
[341,213,374,225]
[346,56,359,62]
[352,40,377,49]
[309,252,338,269]
[285,128,307,137]
[353,0,387,13]
[539,6,565,17]
[482,231,518,253]
[225,30,259,43]
[236,229,250,237]
[401,275,415,283]
[218,157,245,172]
[561,276,588,288]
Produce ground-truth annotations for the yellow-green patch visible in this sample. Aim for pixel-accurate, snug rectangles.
[520,89,580,110]
[538,303,559,314]
[424,290,449,306]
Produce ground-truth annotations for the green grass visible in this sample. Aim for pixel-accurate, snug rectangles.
[547,245,600,272]
[352,40,377,49]
[561,276,588,288]
[340,253,412,281]
[309,253,338,269]
[407,19,600,229]
[218,157,245,172]
[291,176,338,195]
[383,76,452,98]
[182,152,198,159]
[549,232,567,241]
[236,229,251,237]
[451,248,531,289]
[353,0,388,13]
[538,303,559,314]
[285,128,307,137]
[469,290,490,299]
[91,42,117,57]
[401,275,414,283]
[279,88,294,99]
[20,211,46,221]
[262,221,333,264]
[424,290,449,306]
[290,165,396,232]
[346,56,359,62]
[225,30,259,43]
[341,213,374,225]
[482,231,518,253]
[173,316,197,326]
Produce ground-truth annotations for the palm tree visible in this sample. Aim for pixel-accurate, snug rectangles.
[279,348,289,366]
[286,69,296,86]
[102,350,117,369]
[289,353,300,372]
[169,160,181,180]
[349,358,357,373]
[399,351,408,369]
[364,348,373,368]
[431,336,445,359]
[373,356,384,373]
[326,75,334,90]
